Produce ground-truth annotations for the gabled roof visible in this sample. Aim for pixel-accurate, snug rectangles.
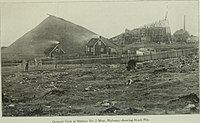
[86,38,99,47]
[86,37,118,48]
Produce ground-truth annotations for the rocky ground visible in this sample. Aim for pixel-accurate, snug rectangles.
[2,55,199,116]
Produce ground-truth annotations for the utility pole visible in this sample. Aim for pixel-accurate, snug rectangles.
[165,4,168,20]
[183,15,186,31]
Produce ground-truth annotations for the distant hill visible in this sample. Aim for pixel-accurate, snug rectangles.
[2,15,97,59]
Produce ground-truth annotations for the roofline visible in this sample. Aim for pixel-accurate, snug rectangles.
[48,44,65,56]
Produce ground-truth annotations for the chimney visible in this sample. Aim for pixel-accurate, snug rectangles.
[183,15,186,30]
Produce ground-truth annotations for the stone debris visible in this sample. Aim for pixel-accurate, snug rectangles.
[102,106,120,113]
[27,106,45,116]
[126,79,133,85]
[43,89,67,97]
[126,107,144,114]
[95,100,117,107]
[168,93,199,113]
[186,103,196,109]
[84,86,93,91]
[109,64,119,68]
[69,108,82,113]
[178,93,199,103]
[45,106,51,108]
[8,104,15,107]
[2,53,199,116]
[2,93,11,103]
[152,67,168,74]
[101,102,110,107]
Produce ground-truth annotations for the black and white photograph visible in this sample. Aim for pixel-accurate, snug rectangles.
[0,0,199,119]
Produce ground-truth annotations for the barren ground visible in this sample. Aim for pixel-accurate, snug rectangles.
[2,56,199,116]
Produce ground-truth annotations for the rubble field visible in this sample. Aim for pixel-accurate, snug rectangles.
[2,55,199,116]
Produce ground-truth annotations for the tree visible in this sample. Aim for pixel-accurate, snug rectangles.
[173,29,190,43]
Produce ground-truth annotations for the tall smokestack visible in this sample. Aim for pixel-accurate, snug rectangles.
[183,15,186,30]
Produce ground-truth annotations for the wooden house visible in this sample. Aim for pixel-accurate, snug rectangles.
[86,36,118,56]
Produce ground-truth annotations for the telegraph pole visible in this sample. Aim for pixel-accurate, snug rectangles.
[183,15,186,31]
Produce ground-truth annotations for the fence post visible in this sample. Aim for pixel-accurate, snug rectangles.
[177,50,179,57]
[150,52,152,60]
[166,51,168,59]
[182,49,184,56]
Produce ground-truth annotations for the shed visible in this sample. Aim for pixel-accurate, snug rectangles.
[136,47,156,56]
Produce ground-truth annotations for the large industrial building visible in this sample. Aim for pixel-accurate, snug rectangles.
[122,18,171,44]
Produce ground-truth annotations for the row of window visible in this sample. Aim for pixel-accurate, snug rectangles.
[87,47,105,52]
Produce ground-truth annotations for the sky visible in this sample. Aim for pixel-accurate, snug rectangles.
[1,1,198,47]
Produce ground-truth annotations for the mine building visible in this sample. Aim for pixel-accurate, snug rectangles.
[86,36,118,56]
[111,12,172,45]
[122,18,172,44]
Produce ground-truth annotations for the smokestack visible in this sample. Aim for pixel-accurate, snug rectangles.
[183,15,186,30]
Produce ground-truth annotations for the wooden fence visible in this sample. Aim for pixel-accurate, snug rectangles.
[1,48,198,66]
[132,48,198,62]
[42,48,198,64]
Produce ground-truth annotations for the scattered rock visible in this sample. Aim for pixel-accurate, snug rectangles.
[101,102,110,107]
[69,108,82,113]
[110,101,117,106]
[95,100,117,107]
[84,86,93,91]
[43,89,67,97]
[186,103,196,109]
[153,67,167,74]
[101,100,110,107]
[2,93,11,103]
[126,107,143,114]
[45,106,51,108]
[126,79,133,85]
[8,104,15,107]
[178,93,199,103]
[109,64,119,68]
[102,106,120,113]
[27,106,45,116]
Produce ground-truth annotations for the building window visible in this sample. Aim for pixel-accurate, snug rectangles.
[87,47,90,52]
[101,48,104,52]
[55,48,59,52]
[98,41,101,45]
[91,47,94,52]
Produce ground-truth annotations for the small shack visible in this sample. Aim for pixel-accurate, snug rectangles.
[136,47,156,56]
[44,42,65,58]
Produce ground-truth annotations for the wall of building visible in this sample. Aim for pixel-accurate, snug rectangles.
[94,40,107,55]
[123,27,171,44]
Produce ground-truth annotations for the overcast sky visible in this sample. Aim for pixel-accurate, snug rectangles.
[1,1,198,46]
